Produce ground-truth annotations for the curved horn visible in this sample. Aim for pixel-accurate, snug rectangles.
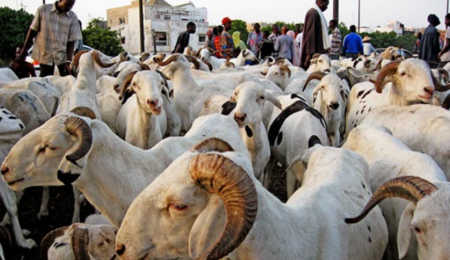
[154,54,179,67]
[369,60,401,93]
[303,71,327,92]
[242,50,249,57]
[442,93,450,110]
[71,107,96,120]
[64,117,93,165]
[225,61,235,68]
[311,53,321,60]
[140,52,151,62]
[437,68,449,82]
[276,58,286,66]
[337,70,351,86]
[119,51,130,62]
[432,70,450,92]
[280,65,291,78]
[191,138,234,153]
[189,153,258,260]
[345,176,437,224]
[194,47,203,57]
[364,60,371,69]
[204,60,213,71]
[206,47,215,54]
[72,50,89,71]
[41,227,69,260]
[185,55,200,70]
[92,51,116,68]
[72,227,91,260]
[139,62,151,71]
[119,71,138,103]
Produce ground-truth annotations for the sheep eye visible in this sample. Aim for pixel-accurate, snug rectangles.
[260,96,265,100]
[38,146,46,153]
[400,72,406,76]
[413,226,422,234]
[169,204,188,211]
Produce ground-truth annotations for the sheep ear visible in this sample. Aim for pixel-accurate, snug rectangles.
[264,90,281,109]
[189,195,226,258]
[397,203,416,259]
[312,84,323,96]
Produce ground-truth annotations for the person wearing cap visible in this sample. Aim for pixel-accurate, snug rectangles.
[419,14,441,68]
[362,36,375,57]
[204,29,215,49]
[438,13,450,68]
[172,22,196,54]
[219,17,234,58]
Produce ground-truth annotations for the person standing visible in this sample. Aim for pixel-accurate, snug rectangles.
[219,17,235,58]
[362,36,376,56]
[419,14,441,68]
[16,0,82,77]
[269,24,281,59]
[329,19,341,60]
[438,14,450,68]
[301,0,331,69]
[247,23,263,56]
[287,30,301,66]
[274,26,294,62]
[342,25,363,59]
[214,26,224,58]
[413,32,422,56]
[294,23,302,38]
[295,24,304,61]
[173,22,196,54]
[258,31,274,60]
[204,29,214,49]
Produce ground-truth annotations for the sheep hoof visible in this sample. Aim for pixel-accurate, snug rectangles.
[37,210,49,220]
[21,229,31,236]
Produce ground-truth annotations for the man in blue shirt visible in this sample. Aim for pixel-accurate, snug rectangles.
[342,25,363,59]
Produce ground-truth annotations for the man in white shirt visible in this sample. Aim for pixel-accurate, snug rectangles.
[438,13,450,67]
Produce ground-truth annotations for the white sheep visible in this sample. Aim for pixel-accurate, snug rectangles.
[197,47,226,70]
[0,107,36,249]
[265,94,329,194]
[230,49,259,67]
[343,125,447,260]
[1,113,249,228]
[360,104,450,181]
[42,223,117,260]
[346,59,450,134]
[0,68,19,83]
[345,176,450,260]
[116,70,169,149]
[115,141,387,260]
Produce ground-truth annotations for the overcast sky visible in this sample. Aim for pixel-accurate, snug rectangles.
[4,0,450,30]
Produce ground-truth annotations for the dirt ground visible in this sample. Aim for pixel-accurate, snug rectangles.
[2,166,286,260]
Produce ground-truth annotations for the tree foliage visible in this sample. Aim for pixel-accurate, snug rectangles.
[82,17,123,56]
[0,7,33,59]
[261,21,301,34]
[230,19,249,43]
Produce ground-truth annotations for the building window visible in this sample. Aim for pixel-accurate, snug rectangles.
[121,37,126,44]
[155,32,168,46]
[119,17,125,25]
[198,34,206,44]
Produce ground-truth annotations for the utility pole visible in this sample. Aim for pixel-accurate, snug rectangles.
[333,0,339,24]
[43,0,45,4]
[358,0,361,33]
[447,0,449,15]
[139,0,145,53]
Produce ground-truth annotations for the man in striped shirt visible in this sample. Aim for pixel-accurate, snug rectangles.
[17,0,82,77]
[329,19,341,60]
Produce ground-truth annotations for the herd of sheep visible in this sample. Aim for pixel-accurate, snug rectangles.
[0,45,450,260]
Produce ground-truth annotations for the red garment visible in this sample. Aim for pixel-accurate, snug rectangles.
[214,36,222,58]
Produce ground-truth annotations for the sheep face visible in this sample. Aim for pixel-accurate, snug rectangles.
[116,153,208,260]
[398,184,450,260]
[48,223,117,260]
[200,48,212,62]
[130,71,165,115]
[311,54,331,73]
[232,83,269,128]
[313,75,342,111]
[1,114,90,191]
[391,60,435,103]
[265,65,290,88]
[241,49,257,62]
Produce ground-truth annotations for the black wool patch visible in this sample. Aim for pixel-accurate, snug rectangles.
[221,101,236,115]
[245,125,253,137]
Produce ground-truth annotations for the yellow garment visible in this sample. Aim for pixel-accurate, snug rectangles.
[232,31,241,48]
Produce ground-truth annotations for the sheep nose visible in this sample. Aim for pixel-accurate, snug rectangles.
[329,102,339,110]
[147,99,158,107]
[1,165,9,176]
[234,113,247,122]
[115,244,126,256]
[424,87,434,96]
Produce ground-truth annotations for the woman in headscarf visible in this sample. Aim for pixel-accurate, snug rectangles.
[287,30,301,66]
[232,31,247,57]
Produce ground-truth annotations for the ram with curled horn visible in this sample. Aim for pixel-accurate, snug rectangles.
[345,176,450,260]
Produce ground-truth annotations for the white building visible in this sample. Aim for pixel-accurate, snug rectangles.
[107,0,208,55]
[375,21,403,36]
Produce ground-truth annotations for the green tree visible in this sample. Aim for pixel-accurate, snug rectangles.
[230,19,249,44]
[82,17,123,56]
[0,7,33,60]
[261,21,300,34]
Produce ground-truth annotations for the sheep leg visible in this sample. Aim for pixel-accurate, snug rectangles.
[37,187,49,219]
[263,157,276,189]
[286,170,297,199]
[72,187,82,223]
[0,178,36,249]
